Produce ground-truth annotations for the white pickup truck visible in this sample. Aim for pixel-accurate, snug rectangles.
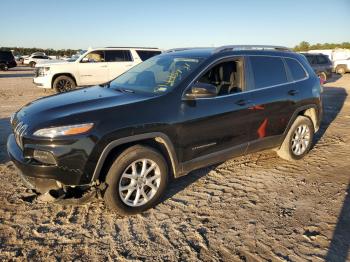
[33,47,162,92]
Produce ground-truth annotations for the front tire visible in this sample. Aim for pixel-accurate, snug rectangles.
[277,116,314,161]
[53,75,76,93]
[104,145,169,215]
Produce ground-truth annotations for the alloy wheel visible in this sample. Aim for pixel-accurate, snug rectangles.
[119,159,161,207]
[57,79,73,92]
[291,124,311,155]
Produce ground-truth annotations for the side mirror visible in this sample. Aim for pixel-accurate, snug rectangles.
[185,82,217,99]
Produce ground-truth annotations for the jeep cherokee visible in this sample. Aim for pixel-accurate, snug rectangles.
[7,45,323,215]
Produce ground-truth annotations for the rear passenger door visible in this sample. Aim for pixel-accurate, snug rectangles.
[105,50,134,80]
[246,56,299,150]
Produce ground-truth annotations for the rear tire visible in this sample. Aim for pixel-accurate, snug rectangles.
[53,75,76,93]
[29,61,36,68]
[104,145,169,215]
[0,64,8,71]
[277,116,314,161]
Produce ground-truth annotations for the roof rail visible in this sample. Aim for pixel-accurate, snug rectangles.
[164,47,211,53]
[214,45,291,53]
[104,47,159,49]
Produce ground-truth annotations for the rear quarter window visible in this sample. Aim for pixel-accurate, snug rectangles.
[250,56,287,89]
[136,50,162,61]
[285,58,307,81]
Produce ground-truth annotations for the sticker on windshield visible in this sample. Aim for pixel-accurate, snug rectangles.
[155,86,168,92]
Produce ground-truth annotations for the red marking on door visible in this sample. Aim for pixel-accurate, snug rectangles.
[257,118,268,138]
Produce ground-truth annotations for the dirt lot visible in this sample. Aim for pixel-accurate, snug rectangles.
[0,66,349,261]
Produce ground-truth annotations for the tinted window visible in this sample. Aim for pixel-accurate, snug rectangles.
[0,51,14,60]
[316,55,329,64]
[285,58,307,81]
[250,56,287,89]
[136,50,162,61]
[105,50,132,62]
[305,55,317,65]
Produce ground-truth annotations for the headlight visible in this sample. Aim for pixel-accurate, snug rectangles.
[33,123,94,138]
[38,67,50,76]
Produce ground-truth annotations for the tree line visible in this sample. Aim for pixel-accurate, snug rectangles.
[1,42,350,56]
[0,47,79,57]
[293,41,350,52]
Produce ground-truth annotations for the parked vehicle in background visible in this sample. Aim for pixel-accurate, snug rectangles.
[307,49,350,62]
[0,50,17,70]
[24,54,52,68]
[333,58,350,75]
[301,53,333,82]
[8,45,323,215]
[14,55,24,64]
[33,47,162,92]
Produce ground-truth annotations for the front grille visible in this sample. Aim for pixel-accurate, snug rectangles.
[14,121,28,149]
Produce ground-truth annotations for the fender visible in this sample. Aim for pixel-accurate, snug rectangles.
[283,104,320,140]
[90,132,180,182]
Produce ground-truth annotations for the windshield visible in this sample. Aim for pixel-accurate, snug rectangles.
[109,55,205,94]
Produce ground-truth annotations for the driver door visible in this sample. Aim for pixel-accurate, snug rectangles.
[176,57,253,163]
[78,50,109,86]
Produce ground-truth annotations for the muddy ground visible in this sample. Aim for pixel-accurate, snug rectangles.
[0,66,349,261]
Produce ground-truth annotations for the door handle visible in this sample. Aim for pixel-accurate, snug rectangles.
[288,89,299,96]
[100,65,108,68]
[235,99,252,106]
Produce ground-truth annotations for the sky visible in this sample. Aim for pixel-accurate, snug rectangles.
[1,0,350,50]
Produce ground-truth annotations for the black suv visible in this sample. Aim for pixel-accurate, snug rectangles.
[7,45,322,215]
[301,53,333,82]
[0,50,17,70]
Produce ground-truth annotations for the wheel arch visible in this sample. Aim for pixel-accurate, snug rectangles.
[51,73,77,88]
[335,64,349,72]
[284,105,320,138]
[91,133,180,184]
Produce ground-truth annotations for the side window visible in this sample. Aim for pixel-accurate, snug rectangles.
[197,59,243,96]
[81,51,105,63]
[305,55,317,65]
[105,50,132,62]
[250,56,287,89]
[32,56,40,59]
[317,55,329,64]
[136,50,162,61]
[285,58,307,81]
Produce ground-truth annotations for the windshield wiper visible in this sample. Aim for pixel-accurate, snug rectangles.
[113,87,135,93]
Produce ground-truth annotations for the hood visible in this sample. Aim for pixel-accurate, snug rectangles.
[15,86,153,129]
[35,61,71,67]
